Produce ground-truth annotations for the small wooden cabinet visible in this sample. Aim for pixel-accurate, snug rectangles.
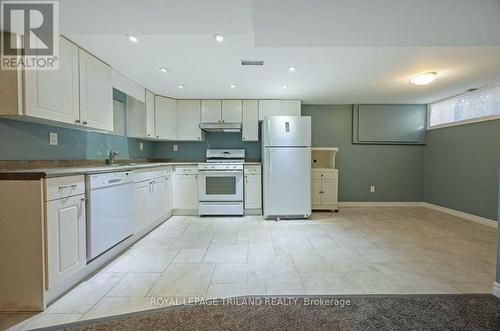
[244,165,262,213]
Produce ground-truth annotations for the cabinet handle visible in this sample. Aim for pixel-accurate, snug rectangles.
[156,136,159,139]
[82,121,88,125]
[75,120,80,124]
[59,184,77,190]
[147,134,151,137]
[81,197,86,202]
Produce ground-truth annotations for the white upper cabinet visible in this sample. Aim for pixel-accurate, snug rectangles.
[242,100,259,141]
[258,100,280,120]
[279,100,301,116]
[111,69,145,102]
[24,37,80,125]
[222,100,242,123]
[145,90,155,138]
[201,100,221,123]
[155,96,177,140]
[78,49,113,131]
[178,100,203,141]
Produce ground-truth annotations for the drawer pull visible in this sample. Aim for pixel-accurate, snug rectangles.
[58,184,77,190]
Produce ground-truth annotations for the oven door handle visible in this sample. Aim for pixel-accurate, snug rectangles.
[199,170,242,174]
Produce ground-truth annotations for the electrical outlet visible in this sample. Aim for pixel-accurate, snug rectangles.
[139,142,144,151]
[370,185,376,193]
[173,144,178,152]
[49,132,58,146]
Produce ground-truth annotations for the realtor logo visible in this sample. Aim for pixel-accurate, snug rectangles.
[1,0,59,70]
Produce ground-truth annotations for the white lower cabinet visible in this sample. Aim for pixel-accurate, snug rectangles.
[46,188,86,290]
[312,169,339,211]
[244,165,262,211]
[133,168,173,233]
[174,167,199,210]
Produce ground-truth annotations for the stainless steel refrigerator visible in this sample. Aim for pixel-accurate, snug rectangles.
[262,116,311,219]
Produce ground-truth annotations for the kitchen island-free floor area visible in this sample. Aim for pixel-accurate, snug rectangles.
[2,207,496,330]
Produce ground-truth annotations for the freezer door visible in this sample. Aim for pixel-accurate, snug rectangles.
[263,147,311,218]
[263,116,311,147]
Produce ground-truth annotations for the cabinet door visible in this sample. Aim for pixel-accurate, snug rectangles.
[174,174,199,209]
[46,194,86,289]
[178,100,202,141]
[244,174,262,209]
[165,175,173,214]
[201,100,221,123]
[222,100,242,123]
[321,179,338,207]
[155,96,177,140]
[279,100,301,116]
[311,179,322,206]
[258,100,280,121]
[25,37,80,125]
[151,178,167,223]
[79,49,113,131]
[145,90,155,138]
[242,100,259,141]
[134,181,151,233]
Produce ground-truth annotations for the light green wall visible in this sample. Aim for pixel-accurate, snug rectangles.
[302,105,425,202]
[424,119,500,220]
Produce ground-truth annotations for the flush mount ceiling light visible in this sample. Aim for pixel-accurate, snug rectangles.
[288,66,298,72]
[410,72,438,85]
[125,34,138,43]
[213,34,225,42]
[230,84,237,89]
[177,84,185,89]
[160,67,169,73]
[281,84,288,89]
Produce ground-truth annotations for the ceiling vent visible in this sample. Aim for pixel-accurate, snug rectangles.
[241,60,264,66]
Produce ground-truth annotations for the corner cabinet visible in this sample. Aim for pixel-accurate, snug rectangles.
[78,49,113,131]
[177,100,203,141]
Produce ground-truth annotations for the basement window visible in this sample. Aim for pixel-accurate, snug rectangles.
[428,84,500,129]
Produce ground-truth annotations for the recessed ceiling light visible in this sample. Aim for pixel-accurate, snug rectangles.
[160,67,169,73]
[177,84,185,89]
[409,72,438,85]
[230,84,237,89]
[288,66,297,72]
[213,34,225,42]
[125,34,138,43]
[281,84,288,89]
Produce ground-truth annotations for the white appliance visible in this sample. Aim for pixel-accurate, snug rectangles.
[198,149,244,216]
[262,116,312,219]
[86,171,134,261]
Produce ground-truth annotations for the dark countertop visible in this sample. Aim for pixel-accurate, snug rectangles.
[0,161,261,180]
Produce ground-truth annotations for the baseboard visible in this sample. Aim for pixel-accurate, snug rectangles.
[493,282,500,298]
[422,203,497,228]
[244,209,263,215]
[172,209,198,216]
[338,202,424,208]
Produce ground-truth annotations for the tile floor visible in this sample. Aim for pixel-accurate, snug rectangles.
[1,207,497,330]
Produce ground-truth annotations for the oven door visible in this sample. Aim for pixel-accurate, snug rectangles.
[199,170,243,202]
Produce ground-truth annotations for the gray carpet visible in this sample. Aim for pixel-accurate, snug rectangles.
[40,295,500,330]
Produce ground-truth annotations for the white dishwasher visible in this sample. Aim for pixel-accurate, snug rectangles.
[86,171,134,261]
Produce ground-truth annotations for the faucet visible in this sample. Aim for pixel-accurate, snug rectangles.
[106,149,119,165]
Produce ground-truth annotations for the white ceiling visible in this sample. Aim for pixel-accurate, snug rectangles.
[60,0,500,104]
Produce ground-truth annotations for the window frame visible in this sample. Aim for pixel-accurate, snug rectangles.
[427,83,500,130]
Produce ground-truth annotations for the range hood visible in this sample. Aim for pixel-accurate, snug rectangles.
[199,122,242,133]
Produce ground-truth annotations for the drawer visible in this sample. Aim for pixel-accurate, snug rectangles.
[175,166,198,175]
[244,166,261,175]
[45,175,85,201]
[134,167,172,182]
[312,169,338,179]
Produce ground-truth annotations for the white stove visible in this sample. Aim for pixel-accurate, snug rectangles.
[198,149,245,216]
